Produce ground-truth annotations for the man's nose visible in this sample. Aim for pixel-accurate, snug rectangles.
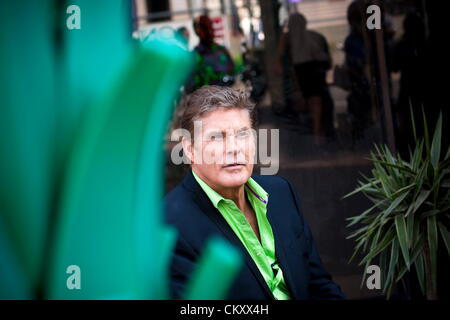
[225,134,239,155]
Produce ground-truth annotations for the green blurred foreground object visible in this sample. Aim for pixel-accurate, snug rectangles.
[345,108,450,300]
[0,0,56,299]
[0,0,242,300]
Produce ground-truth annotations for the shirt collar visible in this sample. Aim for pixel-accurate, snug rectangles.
[191,169,269,209]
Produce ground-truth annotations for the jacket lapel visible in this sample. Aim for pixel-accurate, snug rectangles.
[182,171,274,299]
[266,202,304,299]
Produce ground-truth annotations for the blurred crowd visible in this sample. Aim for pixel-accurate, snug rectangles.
[162,0,439,155]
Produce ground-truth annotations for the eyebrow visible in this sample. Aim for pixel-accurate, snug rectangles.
[205,130,223,137]
[236,126,250,132]
[205,127,250,135]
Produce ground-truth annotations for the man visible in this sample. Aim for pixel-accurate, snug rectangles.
[165,85,345,300]
[185,15,235,93]
[276,12,333,145]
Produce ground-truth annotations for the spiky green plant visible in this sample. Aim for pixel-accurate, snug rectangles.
[345,109,450,299]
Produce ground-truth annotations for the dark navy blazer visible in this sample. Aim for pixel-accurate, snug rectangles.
[164,170,346,300]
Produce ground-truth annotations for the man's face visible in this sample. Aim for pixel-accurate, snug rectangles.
[185,108,255,189]
[195,17,214,43]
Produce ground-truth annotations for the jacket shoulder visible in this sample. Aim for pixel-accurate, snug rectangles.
[251,174,292,193]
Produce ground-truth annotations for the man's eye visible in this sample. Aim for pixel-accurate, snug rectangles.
[237,131,250,138]
[209,134,223,141]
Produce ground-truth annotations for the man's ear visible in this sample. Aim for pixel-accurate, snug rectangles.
[182,137,194,164]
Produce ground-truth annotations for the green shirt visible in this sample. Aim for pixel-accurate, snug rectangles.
[192,170,291,300]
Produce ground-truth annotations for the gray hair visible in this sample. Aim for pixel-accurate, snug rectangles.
[180,85,257,138]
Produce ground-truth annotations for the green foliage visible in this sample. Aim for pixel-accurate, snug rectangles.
[344,108,450,299]
[0,1,241,299]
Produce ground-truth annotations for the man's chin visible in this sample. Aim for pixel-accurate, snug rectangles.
[219,168,251,187]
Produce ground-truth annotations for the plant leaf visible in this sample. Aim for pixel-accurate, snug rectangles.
[395,237,424,282]
[342,181,379,199]
[422,106,430,154]
[411,140,424,172]
[415,252,425,296]
[346,204,377,227]
[406,190,431,217]
[359,228,394,266]
[349,240,364,263]
[392,183,416,197]
[346,224,370,239]
[382,191,410,219]
[410,102,417,143]
[384,239,399,291]
[406,210,414,246]
[379,250,388,290]
[427,215,438,290]
[430,112,442,169]
[371,159,415,175]
[411,161,428,200]
[420,209,440,219]
[395,215,410,268]
[360,259,373,289]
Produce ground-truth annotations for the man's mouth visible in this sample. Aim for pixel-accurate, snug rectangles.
[222,163,244,169]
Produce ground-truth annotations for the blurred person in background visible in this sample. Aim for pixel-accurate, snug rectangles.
[185,15,236,94]
[344,0,395,144]
[392,12,427,158]
[277,13,333,146]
